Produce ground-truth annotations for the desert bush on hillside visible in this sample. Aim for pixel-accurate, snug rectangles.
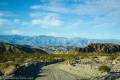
[98,65,111,73]
[0,61,17,76]
[0,61,17,69]
[106,55,117,60]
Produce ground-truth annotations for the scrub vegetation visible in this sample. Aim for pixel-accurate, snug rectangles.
[0,52,120,76]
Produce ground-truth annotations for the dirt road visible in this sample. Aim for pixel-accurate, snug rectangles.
[10,62,120,80]
[35,63,81,80]
[35,63,120,80]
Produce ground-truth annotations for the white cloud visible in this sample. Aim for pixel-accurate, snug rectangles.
[31,0,70,14]
[0,13,7,16]
[0,12,15,17]
[13,19,21,23]
[72,0,120,16]
[0,18,23,27]
[8,29,41,36]
[31,5,69,14]
[31,0,120,16]
[31,14,63,28]
[0,12,19,26]
[0,18,10,27]
[30,0,120,29]
[10,29,20,35]
[30,12,54,18]
[21,21,29,26]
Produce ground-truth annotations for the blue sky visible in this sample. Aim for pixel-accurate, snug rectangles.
[0,0,120,39]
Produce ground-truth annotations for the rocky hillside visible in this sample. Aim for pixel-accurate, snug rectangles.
[74,43,120,53]
[0,42,47,54]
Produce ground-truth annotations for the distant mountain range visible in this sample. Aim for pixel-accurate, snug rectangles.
[0,35,120,48]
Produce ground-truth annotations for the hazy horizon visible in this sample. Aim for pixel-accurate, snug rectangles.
[1,34,120,40]
[0,0,120,39]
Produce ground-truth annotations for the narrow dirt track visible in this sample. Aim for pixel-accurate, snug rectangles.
[35,63,81,80]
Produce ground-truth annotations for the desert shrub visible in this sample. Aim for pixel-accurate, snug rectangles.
[106,55,117,60]
[0,62,17,76]
[98,65,111,73]
[0,61,17,69]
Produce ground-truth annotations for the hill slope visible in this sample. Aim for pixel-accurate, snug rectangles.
[0,42,47,54]
[74,43,120,53]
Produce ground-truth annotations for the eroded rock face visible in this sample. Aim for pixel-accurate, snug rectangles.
[0,42,47,54]
[74,43,120,53]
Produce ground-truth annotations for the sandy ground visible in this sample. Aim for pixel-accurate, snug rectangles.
[36,63,81,80]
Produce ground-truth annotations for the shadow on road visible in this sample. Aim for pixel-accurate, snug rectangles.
[5,61,64,80]
[104,72,120,80]
[4,59,64,80]
[5,62,46,80]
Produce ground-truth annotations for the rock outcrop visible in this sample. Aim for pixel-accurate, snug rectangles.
[74,43,120,53]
